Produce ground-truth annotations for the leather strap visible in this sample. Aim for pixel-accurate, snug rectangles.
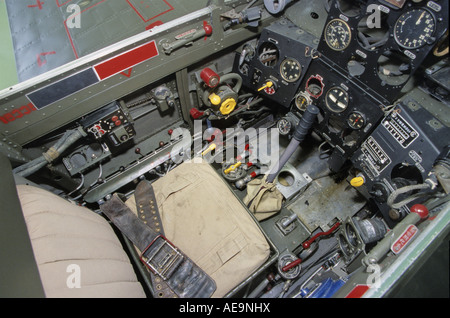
[135,180,164,235]
[100,194,156,252]
[135,181,176,298]
[100,183,216,298]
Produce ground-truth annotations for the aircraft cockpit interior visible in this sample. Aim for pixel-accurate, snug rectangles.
[1,0,449,299]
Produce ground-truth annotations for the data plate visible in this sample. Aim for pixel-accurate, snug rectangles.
[360,136,392,177]
[382,112,419,148]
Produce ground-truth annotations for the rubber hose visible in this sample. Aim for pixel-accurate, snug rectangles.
[15,128,86,177]
[387,183,431,209]
[202,73,243,107]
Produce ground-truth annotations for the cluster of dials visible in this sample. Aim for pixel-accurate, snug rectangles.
[324,87,365,130]
[234,19,318,108]
[317,0,448,104]
[324,8,437,52]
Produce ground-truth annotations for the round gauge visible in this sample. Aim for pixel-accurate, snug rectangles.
[258,42,279,67]
[325,87,349,113]
[280,58,302,83]
[295,91,312,112]
[277,118,293,136]
[306,75,325,99]
[325,19,352,51]
[347,112,366,130]
[394,8,436,49]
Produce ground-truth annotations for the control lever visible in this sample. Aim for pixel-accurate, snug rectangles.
[162,22,213,55]
[266,104,319,183]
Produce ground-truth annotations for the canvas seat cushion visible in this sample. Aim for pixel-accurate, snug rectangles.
[126,159,271,297]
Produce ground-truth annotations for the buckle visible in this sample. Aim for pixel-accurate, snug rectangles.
[140,235,184,280]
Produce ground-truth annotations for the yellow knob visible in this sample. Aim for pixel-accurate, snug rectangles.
[219,98,237,115]
[209,93,221,106]
[258,81,273,92]
[201,143,217,156]
[224,161,242,174]
[350,176,365,187]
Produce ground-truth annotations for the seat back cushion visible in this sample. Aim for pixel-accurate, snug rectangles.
[17,184,146,298]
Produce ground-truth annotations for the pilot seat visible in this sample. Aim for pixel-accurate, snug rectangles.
[14,158,271,298]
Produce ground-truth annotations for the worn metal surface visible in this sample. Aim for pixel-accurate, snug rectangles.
[5,0,211,82]
[287,176,366,233]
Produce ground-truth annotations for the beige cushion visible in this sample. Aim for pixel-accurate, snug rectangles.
[17,184,146,298]
[126,159,270,297]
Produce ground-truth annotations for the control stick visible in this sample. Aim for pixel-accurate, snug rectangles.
[266,104,319,183]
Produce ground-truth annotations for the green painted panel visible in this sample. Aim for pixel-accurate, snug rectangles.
[0,0,18,90]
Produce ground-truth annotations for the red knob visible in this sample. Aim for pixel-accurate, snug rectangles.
[190,108,205,119]
[410,204,429,219]
[200,67,220,88]
[203,23,213,36]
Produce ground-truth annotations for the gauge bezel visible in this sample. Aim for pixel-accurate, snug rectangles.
[324,18,352,51]
[294,91,312,112]
[393,8,437,50]
[347,111,366,130]
[280,58,302,83]
[325,86,350,113]
[277,118,293,136]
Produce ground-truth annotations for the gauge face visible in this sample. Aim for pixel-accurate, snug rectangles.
[347,112,366,130]
[277,118,292,136]
[280,58,302,83]
[295,91,312,112]
[394,8,436,49]
[325,19,352,51]
[325,87,349,113]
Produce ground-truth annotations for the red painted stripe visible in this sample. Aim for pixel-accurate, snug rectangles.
[345,285,370,298]
[94,41,159,80]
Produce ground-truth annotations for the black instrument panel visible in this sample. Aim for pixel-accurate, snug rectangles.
[295,58,385,165]
[233,19,319,108]
[351,95,450,226]
[317,0,449,104]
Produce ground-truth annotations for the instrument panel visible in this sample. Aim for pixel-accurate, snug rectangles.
[295,58,385,170]
[233,19,320,108]
[233,0,448,174]
[351,92,450,226]
[317,0,449,104]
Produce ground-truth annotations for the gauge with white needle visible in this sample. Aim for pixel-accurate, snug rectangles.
[394,8,436,49]
[325,87,349,113]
